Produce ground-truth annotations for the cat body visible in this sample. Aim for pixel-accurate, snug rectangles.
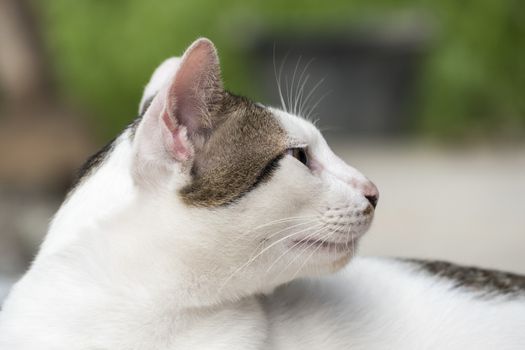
[0,39,523,349]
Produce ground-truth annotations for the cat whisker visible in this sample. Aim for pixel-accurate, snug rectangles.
[289,55,302,115]
[261,219,319,241]
[296,73,310,117]
[352,229,355,257]
[265,223,328,276]
[218,222,323,292]
[245,219,321,264]
[295,74,310,116]
[289,227,335,281]
[273,46,290,112]
[299,77,325,121]
[304,89,331,121]
[295,58,315,116]
[274,226,327,284]
[250,215,316,230]
[232,215,318,242]
[233,218,319,248]
[345,221,351,258]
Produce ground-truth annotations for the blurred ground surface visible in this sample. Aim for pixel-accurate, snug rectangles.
[0,141,524,305]
[332,140,525,274]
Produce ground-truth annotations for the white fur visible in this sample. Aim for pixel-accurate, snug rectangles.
[1,40,524,349]
[139,57,181,114]
[266,258,525,349]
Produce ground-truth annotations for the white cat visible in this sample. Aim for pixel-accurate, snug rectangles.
[0,38,523,350]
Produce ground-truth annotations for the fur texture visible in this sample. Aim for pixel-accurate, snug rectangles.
[0,38,523,350]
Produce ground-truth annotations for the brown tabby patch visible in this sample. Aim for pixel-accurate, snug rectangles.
[404,259,525,298]
[180,92,288,207]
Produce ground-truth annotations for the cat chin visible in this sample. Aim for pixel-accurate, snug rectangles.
[283,240,360,277]
[290,253,355,278]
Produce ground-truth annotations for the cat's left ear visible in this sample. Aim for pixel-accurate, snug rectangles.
[132,38,223,183]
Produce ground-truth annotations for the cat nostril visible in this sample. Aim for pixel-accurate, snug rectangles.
[365,194,378,208]
[363,182,379,209]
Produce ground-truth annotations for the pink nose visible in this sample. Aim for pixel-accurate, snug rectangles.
[362,181,379,208]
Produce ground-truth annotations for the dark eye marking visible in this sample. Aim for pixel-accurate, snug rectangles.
[211,153,285,207]
[250,153,285,190]
[179,92,288,207]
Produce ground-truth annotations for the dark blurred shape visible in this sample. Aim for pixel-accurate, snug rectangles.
[31,1,524,139]
[0,0,94,280]
[0,0,94,193]
[0,0,52,105]
[252,24,429,137]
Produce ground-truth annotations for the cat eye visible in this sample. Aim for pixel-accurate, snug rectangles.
[288,147,309,166]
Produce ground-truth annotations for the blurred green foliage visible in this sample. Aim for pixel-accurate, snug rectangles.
[39,0,524,139]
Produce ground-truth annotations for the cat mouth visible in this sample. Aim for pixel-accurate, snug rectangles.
[290,238,355,253]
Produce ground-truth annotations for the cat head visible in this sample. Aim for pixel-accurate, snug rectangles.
[49,38,378,304]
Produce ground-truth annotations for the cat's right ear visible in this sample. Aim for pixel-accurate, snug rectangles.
[131,38,223,184]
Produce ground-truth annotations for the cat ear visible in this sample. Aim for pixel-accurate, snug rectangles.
[138,57,181,116]
[132,38,223,181]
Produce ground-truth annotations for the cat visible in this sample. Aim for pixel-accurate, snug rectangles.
[0,38,524,350]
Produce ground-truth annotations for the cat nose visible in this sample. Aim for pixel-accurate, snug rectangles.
[363,182,379,208]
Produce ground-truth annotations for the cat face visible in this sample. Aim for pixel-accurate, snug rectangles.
[52,38,377,302]
[128,38,378,294]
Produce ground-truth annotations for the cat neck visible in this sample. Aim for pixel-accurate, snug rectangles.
[6,237,267,349]
[32,132,265,311]
[38,132,137,260]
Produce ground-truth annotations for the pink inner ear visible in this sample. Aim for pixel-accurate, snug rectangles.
[166,38,222,137]
[136,38,221,165]
[169,82,202,136]
[161,110,192,162]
